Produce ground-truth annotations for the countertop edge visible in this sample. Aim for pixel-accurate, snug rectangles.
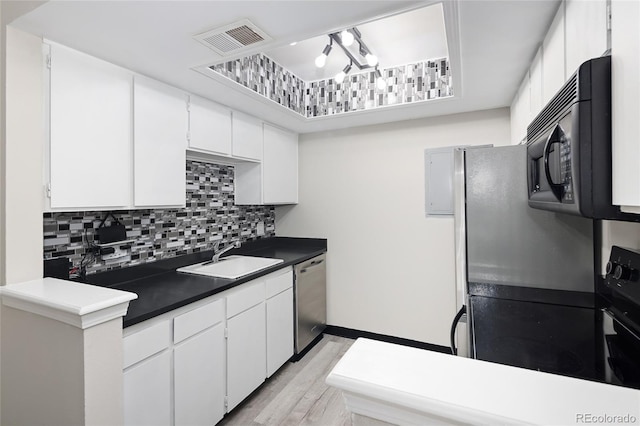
[1,278,137,329]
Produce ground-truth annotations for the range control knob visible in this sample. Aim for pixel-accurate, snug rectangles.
[613,264,634,281]
[606,261,618,276]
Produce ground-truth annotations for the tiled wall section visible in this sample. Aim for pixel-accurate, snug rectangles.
[43,161,275,276]
[211,54,306,116]
[306,59,452,117]
[210,55,452,118]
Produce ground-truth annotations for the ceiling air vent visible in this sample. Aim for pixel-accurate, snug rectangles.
[193,19,272,56]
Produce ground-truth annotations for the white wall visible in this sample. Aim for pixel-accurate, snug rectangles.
[276,108,511,346]
[601,221,640,270]
[3,25,43,284]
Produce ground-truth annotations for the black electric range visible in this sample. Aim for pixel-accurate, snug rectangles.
[468,246,640,390]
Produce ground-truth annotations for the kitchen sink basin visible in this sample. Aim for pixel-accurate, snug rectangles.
[176,255,284,279]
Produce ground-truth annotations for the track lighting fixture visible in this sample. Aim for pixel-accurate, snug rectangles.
[314,26,381,83]
[315,41,332,68]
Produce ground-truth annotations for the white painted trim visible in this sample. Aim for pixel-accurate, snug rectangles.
[442,0,462,98]
[621,205,640,215]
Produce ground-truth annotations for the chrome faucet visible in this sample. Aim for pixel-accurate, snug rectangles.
[211,240,241,263]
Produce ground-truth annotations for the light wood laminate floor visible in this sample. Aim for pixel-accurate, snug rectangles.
[220,335,356,426]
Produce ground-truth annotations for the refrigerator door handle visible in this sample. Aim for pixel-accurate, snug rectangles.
[453,148,468,314]
[450,305,467,355]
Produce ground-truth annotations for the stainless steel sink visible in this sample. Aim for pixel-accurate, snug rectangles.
[176,255,284,279]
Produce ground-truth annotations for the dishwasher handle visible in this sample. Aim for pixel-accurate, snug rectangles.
[297,256,325,274]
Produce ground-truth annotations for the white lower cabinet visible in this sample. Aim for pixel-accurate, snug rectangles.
[174,324,226,425]
[226,280,267,412]
[266,287,294,377]
[123,267,295,424]
[124,350,172,426]
[226,302,267,411]
[265,270,294,378]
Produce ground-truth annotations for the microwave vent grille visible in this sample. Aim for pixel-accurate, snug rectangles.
[527,74,578,143]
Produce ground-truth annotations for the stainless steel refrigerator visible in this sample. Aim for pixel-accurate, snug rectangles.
[452,145,598,380]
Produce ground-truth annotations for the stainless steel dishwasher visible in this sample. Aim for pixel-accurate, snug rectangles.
[293,253,326,355]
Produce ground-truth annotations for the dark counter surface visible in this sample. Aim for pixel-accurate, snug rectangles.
[83,237,327,327]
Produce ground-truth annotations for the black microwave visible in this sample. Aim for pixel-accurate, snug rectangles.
[526,56,630,220]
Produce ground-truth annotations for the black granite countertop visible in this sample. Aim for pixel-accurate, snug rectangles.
[82,237,327,327]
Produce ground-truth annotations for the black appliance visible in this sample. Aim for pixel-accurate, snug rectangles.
[463,245,640,390]
[526,56,624,220]
[600,246,640,388]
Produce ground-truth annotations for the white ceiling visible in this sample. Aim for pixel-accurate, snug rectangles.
[10,0,560,136]
[264,3,449,81]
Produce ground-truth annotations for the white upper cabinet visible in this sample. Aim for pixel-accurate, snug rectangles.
[48,43,132,210]
[263,124,298,204]
[529,47,543,119]
[565,0,609,76]
[542,3,566,104]
[235,123,299,205]
[133,75,187,208]
[188,95,232,156]
[232,111,263,161]
[611,0,640,211]
[510,72,530,145]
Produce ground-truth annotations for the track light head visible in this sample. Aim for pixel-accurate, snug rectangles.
[315,42,333,68]
[335,62,353,84]
[366,53,378,67]
[340,29,354,46]
[375,68,386,90]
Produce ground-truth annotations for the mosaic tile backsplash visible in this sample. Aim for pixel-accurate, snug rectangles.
[43,161,275,276]
[210,55,452,118]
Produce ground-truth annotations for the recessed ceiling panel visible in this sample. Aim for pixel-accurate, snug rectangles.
[264,4,448,81]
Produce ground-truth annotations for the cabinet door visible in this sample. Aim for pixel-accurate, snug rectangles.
[565,0,608,76]
[174,324,226,426]
[611,0,640,210]
[529,48,543,119]
[123,351,171,426]
[234,162,262,205]
[542,3,565,104]
[266,288,294,377]
[226,302,266,411]
[49,43,131,209]
[133,76,187,207]
[232,111,263,161]
[510,73,530,144]
[263,124,298,204]
[189,95,232,155]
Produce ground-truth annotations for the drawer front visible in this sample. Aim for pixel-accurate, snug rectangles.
[226,279,265,318]
[123,320,171,369]
[266,269,293,299]
[174,298,225,344]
